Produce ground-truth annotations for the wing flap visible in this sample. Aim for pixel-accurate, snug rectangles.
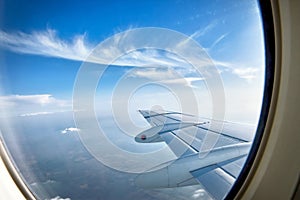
[195,168,234,200]
[220,156,247,178]
[159,131,197,157]
[190,156,246,200]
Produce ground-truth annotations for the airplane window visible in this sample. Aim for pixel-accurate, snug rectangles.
[0,1,269,199]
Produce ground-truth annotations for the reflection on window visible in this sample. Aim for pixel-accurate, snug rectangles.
[0,1,264,199]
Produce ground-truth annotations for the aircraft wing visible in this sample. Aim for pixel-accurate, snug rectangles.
[136,110,256,200]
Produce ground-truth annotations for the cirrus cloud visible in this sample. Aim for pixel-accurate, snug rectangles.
[0,28,260,82]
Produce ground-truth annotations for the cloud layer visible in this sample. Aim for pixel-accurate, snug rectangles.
[0,28,260,82]
[0,94,71,117]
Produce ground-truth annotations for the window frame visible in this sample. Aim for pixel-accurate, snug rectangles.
[0,1,278,199]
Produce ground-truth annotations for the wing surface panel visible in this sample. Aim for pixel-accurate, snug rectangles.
[220,156,247,179]
[172,127,242,152]
[159,131,197,157]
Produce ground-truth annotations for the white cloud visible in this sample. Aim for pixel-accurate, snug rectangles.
[232,67,260,81]
[129,67,183,80]
[0,28,260,81]
[61,127,80,134]
[0,29,187,68]
[208,33,228,50]
[159,77,204,88]
[113,49,188,68]
[0,94,71,117]
[30,181,71,200]
[0,94,67,106]
[192,188,206,199]
[19,111,55,117]
[49,196,71,200]
[126,66,205,88]
[213,61,261,81]
[190,21,218,40]
[0,29,91,62]
[19,110,71,117]
[177,21,218,49]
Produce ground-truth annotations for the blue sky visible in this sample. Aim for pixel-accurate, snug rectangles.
[0,0,264,123]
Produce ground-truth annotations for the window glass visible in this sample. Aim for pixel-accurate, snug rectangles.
[0,1,265,199]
